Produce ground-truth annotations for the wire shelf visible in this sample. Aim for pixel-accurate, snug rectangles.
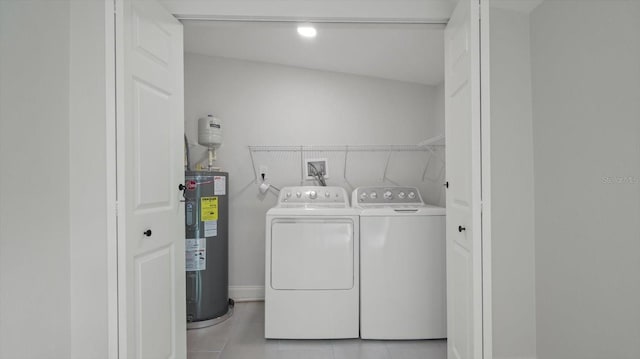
[248,144,443,153]
[248,140,445,187]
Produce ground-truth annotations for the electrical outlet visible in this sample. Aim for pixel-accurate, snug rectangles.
[305,158,329,179]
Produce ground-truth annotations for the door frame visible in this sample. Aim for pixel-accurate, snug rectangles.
[105,0,119,359]
[479,1,493,358]
[104,1,493,358]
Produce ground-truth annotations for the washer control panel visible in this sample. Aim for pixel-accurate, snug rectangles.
[352,186,423,206]
[278,186,349,206]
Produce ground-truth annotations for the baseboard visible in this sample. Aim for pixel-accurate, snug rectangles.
[229,285,265,302]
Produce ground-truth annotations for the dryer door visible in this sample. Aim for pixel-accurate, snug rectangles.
[270,218,354,290]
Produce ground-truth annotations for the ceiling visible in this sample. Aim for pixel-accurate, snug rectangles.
[183,21,445,86]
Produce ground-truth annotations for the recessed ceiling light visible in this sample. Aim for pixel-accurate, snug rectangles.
[297,23,317,38]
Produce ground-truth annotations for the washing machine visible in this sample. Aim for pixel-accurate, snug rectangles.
[265,186,359,339]
[353,186,446,340]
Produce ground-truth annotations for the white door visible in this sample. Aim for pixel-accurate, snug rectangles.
[444,0,483,358]
[116,0,185,358]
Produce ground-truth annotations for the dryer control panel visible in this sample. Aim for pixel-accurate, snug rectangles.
[278,186,349,207]
[352,186,424,206]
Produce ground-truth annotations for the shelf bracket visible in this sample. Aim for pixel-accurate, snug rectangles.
[421,147,434,182]
[249,147,258,183]
[381,149,394,181]
[299,145,304,185]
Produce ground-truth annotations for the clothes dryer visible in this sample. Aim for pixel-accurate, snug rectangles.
[265,186,359,339]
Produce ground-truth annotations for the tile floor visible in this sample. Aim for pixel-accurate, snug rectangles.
[187,302,447,359]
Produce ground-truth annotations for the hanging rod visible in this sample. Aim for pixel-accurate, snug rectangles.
[248,144,443,152]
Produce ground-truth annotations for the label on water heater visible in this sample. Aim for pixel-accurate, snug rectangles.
[214,176,226,195]
[204,220,217,237]
[200,197,218,221]
[185,238,206,271]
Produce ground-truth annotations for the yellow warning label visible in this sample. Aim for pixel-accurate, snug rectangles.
[200,197,218,221]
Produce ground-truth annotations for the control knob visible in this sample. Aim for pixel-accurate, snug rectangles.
[325,191,330,198]
[309,191,317,199]
[408,192,416,199]
[296,192,302,198]
[360,192,368,199]
[398,192,406,199]
[383,191,393,200]
[370,192,378,199]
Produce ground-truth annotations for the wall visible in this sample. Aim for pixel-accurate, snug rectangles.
[489,7,536,359]
[0,1,71,358]
[0,1,112,358]
[69,1,112,358]
[530,1,640,358]
[184,53,445,297]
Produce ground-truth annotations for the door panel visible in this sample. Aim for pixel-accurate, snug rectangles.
[136,246,175,359]
[118,0,185,358]
[133,9,171,65]
[270,219,354,290]
[133,79,172,209]
[445,0,483,358]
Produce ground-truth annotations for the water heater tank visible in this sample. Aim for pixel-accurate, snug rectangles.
[198,114,222,148]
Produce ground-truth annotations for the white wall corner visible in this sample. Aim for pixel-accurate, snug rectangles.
[229,286,265,302]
